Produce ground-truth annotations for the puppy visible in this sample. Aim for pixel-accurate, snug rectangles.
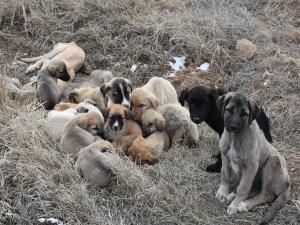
[47,99,103,138]
[179,85,273,173]
[60,112,105,156]
[141,103,199,147]
[54,102,78,111]
[20,42,85,86]
[81,70,113,88]
[35,62,72,110]
[68,87,106,112]
[100,77,132,107]
[75,139,115,187]
[127,131,170,164]
[130,77,178,121]
[215,92,289,225]
[104,104,142,152]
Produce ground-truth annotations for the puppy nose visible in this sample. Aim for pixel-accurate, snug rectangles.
[192,117,201,124]
[230,125,238,132]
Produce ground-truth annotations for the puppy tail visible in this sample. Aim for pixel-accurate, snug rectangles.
[19,54,49,63]
[260,189,289,225]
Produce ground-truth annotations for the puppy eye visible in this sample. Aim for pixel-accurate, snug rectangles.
[139,104,145,108]
[226,108,233,113]
[241,112,248,117]
[148,122,153,127]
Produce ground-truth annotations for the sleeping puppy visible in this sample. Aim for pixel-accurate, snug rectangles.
[127,131,170,165]
[215,92,289,225]
[104,104,142,152]
[82,70,114,88]
[141,103,199,147]
[60,111,105,157]
[179,85,272,173]
[75,139,116,187]
[20,42,85,87]
[130,77,178,121]
[68,87,106,113]
[54,102,78,111]
[100,77,132,108]
[47,99,103,138]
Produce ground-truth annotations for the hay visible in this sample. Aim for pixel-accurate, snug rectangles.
[0,0,299,224]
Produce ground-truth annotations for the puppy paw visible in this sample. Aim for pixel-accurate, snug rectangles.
[238,201,250,212]
[227,204,238,215]
[25,65,38,75]
[215,184,230,203]
[226,192,235,202]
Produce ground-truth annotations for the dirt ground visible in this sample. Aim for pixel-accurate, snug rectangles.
[0,0,299,224]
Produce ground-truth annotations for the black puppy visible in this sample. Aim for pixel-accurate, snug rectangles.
[179,86,272,173]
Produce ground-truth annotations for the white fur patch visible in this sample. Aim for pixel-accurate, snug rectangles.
[227,144,240,175]
[227,201,238,215]
[237,201,249,212]
[226,192,236,202]
[215,184,230,202]
[113,120,119,128]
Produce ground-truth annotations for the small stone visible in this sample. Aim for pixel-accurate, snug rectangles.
[235,39,257,59]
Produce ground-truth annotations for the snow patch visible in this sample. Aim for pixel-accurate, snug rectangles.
[263,79,269,86]
[166,56,186,77]
[196,62,209,71]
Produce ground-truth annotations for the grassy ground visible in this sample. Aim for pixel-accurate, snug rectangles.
[0,0,299,224]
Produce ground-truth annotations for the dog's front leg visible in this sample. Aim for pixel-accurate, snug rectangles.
[227,163,258,215]
[216,154,232,202]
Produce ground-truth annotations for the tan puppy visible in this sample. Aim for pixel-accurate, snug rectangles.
[60,112,105,156]
[20,42,85,87]
[127,131,170,165]
[130,77,178,120]
[54,102,78,111]
[68,87,106,112]
[104,104,142,152]
[215,92,289,225]
[75,140,116,187]
[141,103,199,146]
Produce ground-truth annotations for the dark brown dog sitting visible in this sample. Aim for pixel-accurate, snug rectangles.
[179,86,272,173]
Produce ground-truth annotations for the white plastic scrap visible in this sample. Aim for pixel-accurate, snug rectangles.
[38,218,64,225]
[130,64,137,73]
[196,62,209,71]
[263,79,269,86]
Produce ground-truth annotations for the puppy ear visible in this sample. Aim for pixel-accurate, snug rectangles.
[207,87,219,103]
[148,95,160,109]
[216,95,226,118]
[179,88,189,106]
[77,116,88,129]
[248,101,261,124]
[155,113,166,131]
[125,78,133,93]
[48,62,70,81]
[124,107,133,119]
[100,83,110,97]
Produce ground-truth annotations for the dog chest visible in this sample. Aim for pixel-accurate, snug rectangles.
[227,145,240,175]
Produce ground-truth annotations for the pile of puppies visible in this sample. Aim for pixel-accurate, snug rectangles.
[19,42,289,225]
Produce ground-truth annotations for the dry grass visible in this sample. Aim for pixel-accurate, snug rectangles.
[0,0,299,224]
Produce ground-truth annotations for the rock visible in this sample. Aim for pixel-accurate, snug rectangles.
[235,39,257,59]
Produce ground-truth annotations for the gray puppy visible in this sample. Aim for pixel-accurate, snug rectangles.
[215,92,290,225]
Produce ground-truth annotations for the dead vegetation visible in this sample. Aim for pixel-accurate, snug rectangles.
[0,0,299,224]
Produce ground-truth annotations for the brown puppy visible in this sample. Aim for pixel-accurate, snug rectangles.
[20,42,85,87]
[68,87,106,113]
[141,103,199,147]
[54,102,78,111]
[75,139,116,187]
[104,104,142,152]
[130,77,178,121]
[127,131,170,165]
[60,112,105,157]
